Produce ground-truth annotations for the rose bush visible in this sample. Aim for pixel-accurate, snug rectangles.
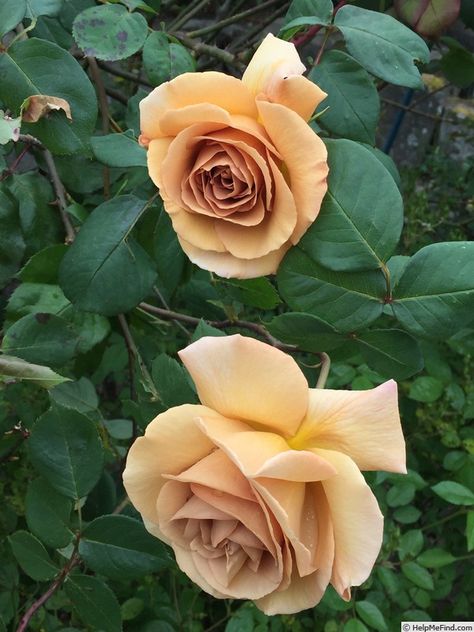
[123,335,406,615]
[139,34,329,279]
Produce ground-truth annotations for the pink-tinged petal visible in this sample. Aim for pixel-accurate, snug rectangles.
[290,380,406,474]
[179,334,308,435]
[178,237,289,279]
[242,34,326,120]
[140,72,257,140]
[122,404,215,524]
[312,448,384,599]
[257,100,328,243]
[194,412,336,481]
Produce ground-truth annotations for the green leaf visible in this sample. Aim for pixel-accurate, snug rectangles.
[466,511,474,551]
[153,208,186,302]
[394,506,421,524]
[28,405,104,499]
[392,242,474,338]
[387,482,416,507]
[8,531,58,581]
[152,354,197,408]
[343,620,369,632]
[2,313,79,366]
[50,378,99,415]
[0,0,27,37]
[25,478,73,549]
[0,354,70,389]
[355,601,387,631]
[91,131,147,168]
[277,247,386,332]
[431,481,474,505]
[355,329,423,380]
[121,598,144,621]
[398,529,424,560]
[309,51,380,144]
[300,139,403,272]
[417,548,457,568]
[18,244,67,283]
[59,195,157,316]
[401,561,434,590]
[0,38,97,154]
[0,187,25,287]
[65,575,122,632]
[440,44,474,88]
[334,5,430,88]
[73,4,148,61]
[409,376,444,403]
[0,111,21,145]
[266,312,343,352]
[79,515,170,579]
[143,31,195,86]
[280,0,333,36]
[220,278,281,310]
[191,320,226,342]
[26,0,63,18]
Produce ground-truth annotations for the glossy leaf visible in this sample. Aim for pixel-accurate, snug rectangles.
[0,0,27,37]
[65,575,122,632]
[309,51,380,144]
[334,5,430,88]
[355,329,423,379]
[25,478,73,549]
[266,312,344,352]
[417,548,457,568]
[280,0,333,35]
[431,481,474,505]
[355,601,387,632]
[143,31,195,86]
[0,187,25,287]
[91,131,147,168]
[8,531,58,581]
[152,354,197,408]
[401,561,434,590]
[0,354,70,389]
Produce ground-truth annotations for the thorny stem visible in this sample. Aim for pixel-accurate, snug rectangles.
[315,352,331,389]
[87,56,110,198]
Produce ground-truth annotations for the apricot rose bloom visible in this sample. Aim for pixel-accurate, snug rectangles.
[139,34,329,279]
[123,335,406,615]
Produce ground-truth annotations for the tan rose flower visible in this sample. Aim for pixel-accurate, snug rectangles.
[139,34,329,279]
[123,335,406,615]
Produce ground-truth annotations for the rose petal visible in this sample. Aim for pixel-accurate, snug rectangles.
[179,334,308,435]
[290,380,406,474]
[165,198,227,253]
[257,100,328,243]
[174,545,229,598]
[122,404,215,524]
[242,34,326,120]
[140,72,258,140]
[147,137,173,188]
[178,237,289,279]
[312,448,384,599]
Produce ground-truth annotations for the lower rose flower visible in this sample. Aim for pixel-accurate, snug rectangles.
[123,335,406,615]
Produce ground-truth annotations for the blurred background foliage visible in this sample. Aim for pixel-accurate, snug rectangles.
[1,0,474,630]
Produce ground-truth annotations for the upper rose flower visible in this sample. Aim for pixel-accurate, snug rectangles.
[139,34,329,279]
[123,335,406,615]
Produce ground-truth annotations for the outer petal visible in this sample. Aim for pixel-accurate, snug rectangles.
[178,237,289,279]
[312,448,384,599]
[122,404,215,524]
[290,380,406,474]
[179,334,308,436]
[257,100,328,243]
[242,34,326,120]
[140,72,258,140]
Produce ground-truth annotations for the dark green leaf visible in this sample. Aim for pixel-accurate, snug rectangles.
[466,511,474,551]
[440,45,474,88]
[18,244,67,283]
[343,620,369,632]
[220,278,281,310]
[0,39,97,154]
[25,478,73,549]
[334,5,430,88]
[431,481,474,505]
[387,482,416,507]
[143,31,195,86]
[402,561,434,590]
[309,51,380,144]
[65,574,122,632]
[153,209,186,302]
[0,0,27,38]
[398,529,424,560]
[0,187,25,287]
[191,320,226,342]
[394,506,421,524]
[2,313,79,366]
[392,243,474,338]
[152,353,197,408]
[417,548,457,568]
[8,531,58,581]
[355,329,423,380]
[277,247,386,332]
[0,354,70,389]
[50,378,99,414]
[266,312,343,352]
[79,515,170,579]
[355,601,387,631]
[59,195,157,316]
[28,405,104,499]
[280,0,333,36]
[91,131,147,168]
[73,4,148,61]
[300,139,403,271]
[26,0,63,18]
[409,376,444,403]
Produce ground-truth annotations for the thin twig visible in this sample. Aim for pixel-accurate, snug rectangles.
[175,33,243,70]
[315,353,331,389]
[117,314,138,440]
[153,286,191,338]
[87,56,110,198]
[96,60,152,87]
[381,97,456,123]
[169,0,211,31]
[43,149,76,244]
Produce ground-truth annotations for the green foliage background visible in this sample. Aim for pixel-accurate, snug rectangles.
[1,0,474,630]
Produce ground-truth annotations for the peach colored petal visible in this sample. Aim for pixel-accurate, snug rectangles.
[242,34,326,120]
[257,100,328,243]
[140,72,257,140]
[147,137,173,188]
[161,197,226,252]
[214,153,297,259]
[312,448,384,599]
[178,237,289,279]
[174,545,229,598]
[179,334,308,436]
[290,380,406,474]
[122,404,215,524]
